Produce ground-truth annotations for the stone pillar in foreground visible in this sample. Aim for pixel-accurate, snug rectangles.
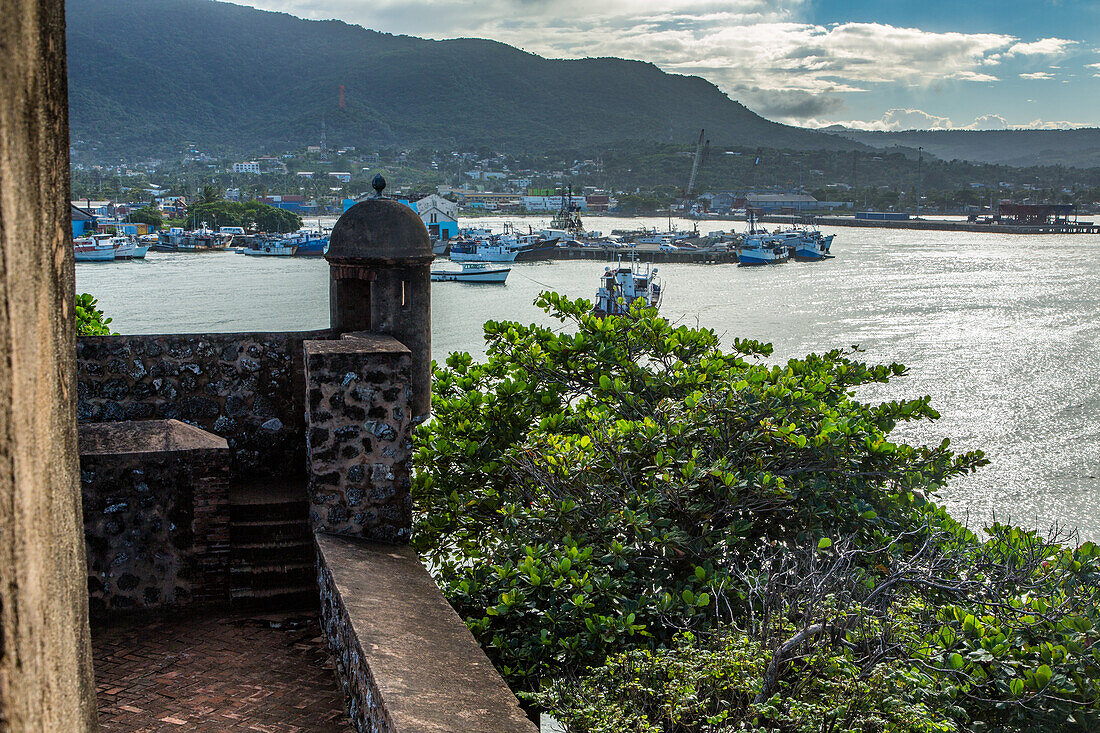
[0,0,100,728]
[304,335,413,541]
[326,176,432,424]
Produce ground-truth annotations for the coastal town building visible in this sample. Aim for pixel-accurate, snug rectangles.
[744,193,839,213]
[232,161,261,174]
[71,203,97,236]
[342,192,460,239]
[411,193,460,239]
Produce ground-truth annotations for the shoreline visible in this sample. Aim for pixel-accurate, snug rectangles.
[456,210,1099,234]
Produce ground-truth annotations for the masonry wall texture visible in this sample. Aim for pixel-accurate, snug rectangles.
[79,420,231,619]
[77,330,329,480]
[304,334,413,542]
[316,534,538,733]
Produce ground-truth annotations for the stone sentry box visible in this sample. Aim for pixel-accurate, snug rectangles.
[307,187,432,540]
[79,419,230,618]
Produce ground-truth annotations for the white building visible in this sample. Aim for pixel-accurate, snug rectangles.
[413,194,459,239]
[745,193,850,213]
[523,195,588,213]
[232,161,261,174]
[328,172,351,183]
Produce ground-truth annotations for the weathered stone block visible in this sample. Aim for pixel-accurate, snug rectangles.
[304,335,413,541]
[79,419,231,619]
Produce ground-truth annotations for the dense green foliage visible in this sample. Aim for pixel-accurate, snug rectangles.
[75,293,112,336]
[533,632,956,732]
[181,200,302,232]
[127,205,163,228]
[414,294,1100,731]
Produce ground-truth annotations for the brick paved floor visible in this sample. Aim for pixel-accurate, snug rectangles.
[94,614,354,732]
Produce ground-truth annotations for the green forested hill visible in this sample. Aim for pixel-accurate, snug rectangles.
[829,127,1100,168]
[65,0,859,158]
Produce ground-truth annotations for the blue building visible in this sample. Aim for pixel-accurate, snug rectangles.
[71,204,97,237]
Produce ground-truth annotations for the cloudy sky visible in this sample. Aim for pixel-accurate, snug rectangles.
[240,0,1099,130]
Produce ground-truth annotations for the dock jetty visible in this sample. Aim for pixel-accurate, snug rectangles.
[549,244,738,263]
[754,212,1100,235]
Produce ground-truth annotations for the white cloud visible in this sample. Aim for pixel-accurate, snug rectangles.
[1006,38,1076,56]
[243,2,1064,94]
[1019,72,1055,80]
[813,108,1083,131]
[1088,62,1100,77]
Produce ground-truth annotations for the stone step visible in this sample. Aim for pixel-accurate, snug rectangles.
[233,539,315,566]
[231,518,312,545]
[231,562,316,591]
[230,499,310,524]
[230,586,318,612]
[229,481,310,523]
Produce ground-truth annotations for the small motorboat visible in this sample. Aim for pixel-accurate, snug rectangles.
[242,240,297,256]
[430,262,510,283]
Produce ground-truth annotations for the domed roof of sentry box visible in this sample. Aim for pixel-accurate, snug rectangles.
[326,180,432,263]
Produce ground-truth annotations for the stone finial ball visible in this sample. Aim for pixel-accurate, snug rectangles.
[326,198,433,262]
[372,174,387,196]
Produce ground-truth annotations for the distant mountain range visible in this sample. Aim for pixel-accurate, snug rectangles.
[66,0,1098,168]
[65,0,857,159]
[826,128,1100,168]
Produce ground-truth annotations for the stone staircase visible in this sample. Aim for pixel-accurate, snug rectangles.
[229,481,317,611]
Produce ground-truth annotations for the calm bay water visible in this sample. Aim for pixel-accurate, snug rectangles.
[77,215,1100,539]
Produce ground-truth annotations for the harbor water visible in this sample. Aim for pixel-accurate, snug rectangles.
[77,215,1100,540]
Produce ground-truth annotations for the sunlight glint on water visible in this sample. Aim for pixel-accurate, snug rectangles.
[76,216,1100,540]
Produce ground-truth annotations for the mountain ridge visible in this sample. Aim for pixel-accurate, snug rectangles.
[65,0,859,158]
[826,127,1100,168]
[66,0,1099,167]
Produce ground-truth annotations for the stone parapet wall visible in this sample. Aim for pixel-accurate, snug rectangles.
[317,548,393,733]
[77,330,330,480]
[316,534,537,733]
[80,420,231,619]
[304,334,412,542]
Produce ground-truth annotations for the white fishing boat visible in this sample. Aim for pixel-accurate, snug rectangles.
[430,262,510,283]
[107,235,138,259]
[594,258,662,316]
[73,237,116,262]
[449,240,519,263]
[737,237,790,266]
[242,240,297,256]
[737,211,790,266]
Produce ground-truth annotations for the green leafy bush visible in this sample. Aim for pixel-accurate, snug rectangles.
[532,631,956,733]
[413,293,1100,731]
[75,293,113,336]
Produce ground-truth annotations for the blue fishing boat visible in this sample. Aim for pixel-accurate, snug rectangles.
[285,229,329,256]
[792,230,835,261]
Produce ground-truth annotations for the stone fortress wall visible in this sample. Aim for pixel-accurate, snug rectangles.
[76,330,329,481]
[71,194,537,731]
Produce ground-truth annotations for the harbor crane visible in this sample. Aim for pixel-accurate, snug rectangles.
[685,128,710,198]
